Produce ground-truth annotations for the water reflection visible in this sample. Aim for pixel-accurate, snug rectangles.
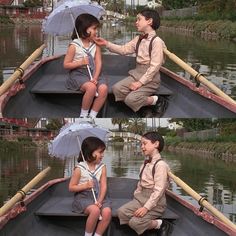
[1,24,236,97]
[1,144,235,222]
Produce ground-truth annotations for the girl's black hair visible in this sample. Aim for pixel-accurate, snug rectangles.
[71,13,100,40]
[78,136,106,163]
[142,131,164,152]
[139,8,160,30]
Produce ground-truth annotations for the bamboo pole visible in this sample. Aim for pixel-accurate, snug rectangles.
[0,166,51,217]
[163,48,236,105]
[0,44,46,96]
[168,171,236,230]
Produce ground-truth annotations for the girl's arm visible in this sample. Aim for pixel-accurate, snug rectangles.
[69,167,94,192]
[63,44,89,70]
[97,165,107,204]
[93,45,102,81]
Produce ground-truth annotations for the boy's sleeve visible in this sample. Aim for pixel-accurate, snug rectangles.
[139,38,165,85]
[106,36,138,55]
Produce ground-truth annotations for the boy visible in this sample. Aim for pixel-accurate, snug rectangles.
[94,9,167,117]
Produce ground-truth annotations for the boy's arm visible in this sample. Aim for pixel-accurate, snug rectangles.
[106,36,138,55]
[139,38,165,85]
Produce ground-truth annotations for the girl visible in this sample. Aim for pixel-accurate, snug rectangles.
[94,9,167,117]
[69,136,111,236]
[64,14,108,118]
[117,132,171,235]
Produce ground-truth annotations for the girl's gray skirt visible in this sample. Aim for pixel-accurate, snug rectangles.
[72,190,111,213]
[66,68,107,91]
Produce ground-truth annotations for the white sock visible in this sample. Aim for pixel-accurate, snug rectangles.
[151,95,158,105]
[80,109,89,118]
[94,233,101,236]
[89,110,98,118]
[84,232,93,236]
[155,219,163,229]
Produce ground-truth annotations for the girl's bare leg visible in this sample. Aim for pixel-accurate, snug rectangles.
[84,205,101,233]
[91,84,108,112]
[80,82,97,110]
[95,207,112,235]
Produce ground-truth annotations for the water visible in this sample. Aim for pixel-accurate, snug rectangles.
[0,144,235,223]
[0,23,236,98]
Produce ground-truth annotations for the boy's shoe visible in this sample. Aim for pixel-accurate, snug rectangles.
[157,220,173,236]
[152,96,168,117]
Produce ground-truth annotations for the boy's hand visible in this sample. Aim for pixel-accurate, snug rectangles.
[93,37,108,47]
[129,81,142,91]
[134,207,148,217]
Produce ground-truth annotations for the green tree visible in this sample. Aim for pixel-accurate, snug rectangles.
[23,0,43,8]
[45,119,63,131]
[126,118,145,134]
[169,118,215,131]
[111,118,129,132]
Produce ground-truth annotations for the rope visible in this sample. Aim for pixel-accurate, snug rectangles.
[14,67,25,84]
[17,189,27,200]
[198,196,207,212]
[194,72,204,88]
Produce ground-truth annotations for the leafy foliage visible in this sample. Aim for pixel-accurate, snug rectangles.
[23,0,43,8]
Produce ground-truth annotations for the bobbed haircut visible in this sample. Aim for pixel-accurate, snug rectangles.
[71,13,100,40]
[142,131,164,152]
[139,8,160,30]
[78,136,106,163]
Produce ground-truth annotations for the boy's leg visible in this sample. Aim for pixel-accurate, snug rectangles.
[112,76,135,101]
[124,81,159,112]
[117,199,141,225]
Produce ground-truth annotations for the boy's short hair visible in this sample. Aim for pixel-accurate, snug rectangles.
[139,8,160,30]
[142,131,164,152]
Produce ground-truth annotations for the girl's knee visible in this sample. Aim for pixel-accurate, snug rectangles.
[98,84,108,96]
[101,207,112,220]
[87,205,100,217]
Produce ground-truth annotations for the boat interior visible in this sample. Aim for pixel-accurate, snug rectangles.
[0,178,228,236]
[2,55,235,118]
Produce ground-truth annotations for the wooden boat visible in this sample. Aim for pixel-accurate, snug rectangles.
[0,177,235,236]
[0,53,236,118]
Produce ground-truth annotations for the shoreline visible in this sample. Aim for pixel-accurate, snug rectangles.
[165,142,236,163]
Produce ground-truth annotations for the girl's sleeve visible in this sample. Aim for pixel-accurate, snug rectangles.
[106,36,139,55]
[143,162,169,210]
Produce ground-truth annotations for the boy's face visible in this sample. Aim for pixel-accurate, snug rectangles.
[135,14,152,32]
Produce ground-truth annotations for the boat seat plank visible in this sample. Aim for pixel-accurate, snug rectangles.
[30,74,173,96]
[35,197,179,220]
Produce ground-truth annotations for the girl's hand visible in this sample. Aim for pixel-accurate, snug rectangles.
[93,37,108,47]
[95,201,102,208]
[86,179,94,189]
[129,81,142,91]
[134,207,148,217]
[90,79,98,85]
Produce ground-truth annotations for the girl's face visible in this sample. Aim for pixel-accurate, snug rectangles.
[135,14,152,32]
[92,147,105,164]
[141,137,159,157]
[86,24,98,40]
